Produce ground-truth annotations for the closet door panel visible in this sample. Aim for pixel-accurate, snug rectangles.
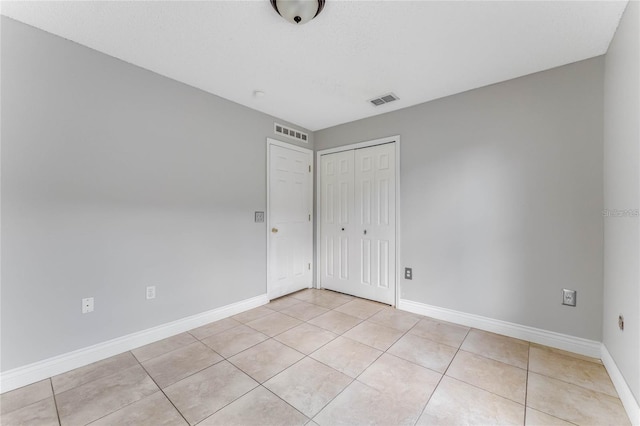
[320,150,355,294]
[355,144,396,304]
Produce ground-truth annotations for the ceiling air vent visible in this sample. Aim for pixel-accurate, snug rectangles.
[274,123,309,143]
[369,93,399,107]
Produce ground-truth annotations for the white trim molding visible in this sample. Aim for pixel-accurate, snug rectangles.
[601,344,640,425]
[398,299,602,358]
[0,294,269,393]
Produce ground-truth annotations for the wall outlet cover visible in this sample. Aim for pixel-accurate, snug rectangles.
[255,211,265,223]
[404,267,413,280]
[146,286,156,300]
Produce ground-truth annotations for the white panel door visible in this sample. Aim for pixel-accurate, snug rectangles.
[320,150,356,295]
[320,142,396,305]
[354,143,396,304]
[268,142,313,299]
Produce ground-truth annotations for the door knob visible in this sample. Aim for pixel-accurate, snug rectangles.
[272,228,279,233]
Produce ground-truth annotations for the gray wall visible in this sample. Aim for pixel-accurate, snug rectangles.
[315,58,605,341]
[0,17,312,371]
[603,1,639,403]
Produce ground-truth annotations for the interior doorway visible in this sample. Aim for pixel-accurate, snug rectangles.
[267,139,314,299]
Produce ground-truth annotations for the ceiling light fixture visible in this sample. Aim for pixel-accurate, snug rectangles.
[270,0,325,25]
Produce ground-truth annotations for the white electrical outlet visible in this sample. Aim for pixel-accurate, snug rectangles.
[82,297,94,314]
[146,286,156,300]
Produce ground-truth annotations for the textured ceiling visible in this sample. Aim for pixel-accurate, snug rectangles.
[1,1,628,131]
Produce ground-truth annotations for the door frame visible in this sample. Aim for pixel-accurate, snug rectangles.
[315,135,401,307]
[266,138,314,300]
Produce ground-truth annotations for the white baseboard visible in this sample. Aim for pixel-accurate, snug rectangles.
[601,344,640,425]
[398,299,601,358]
[0,294,269,393]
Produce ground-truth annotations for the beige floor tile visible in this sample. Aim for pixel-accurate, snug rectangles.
[198,386,308,426]
[266,296,303,311]
[409,317,470,348]
[132,333,197,363]
[314,380,427,426]
[460,329,529,369]
[189,317,242,340]
[291,288,351,304]
[446,350,527,403]
[527,372,630,426]
[142,341,223,388]
[367,307,420,332]
[343,320,404,351]
[417,376,524,425]
[245,312,302,337]
[264,357,352,418]
[56,364,158,426]
[358,353,441,401]
[334,299,386,320]
[201,324,269,358]
[289,288,323,302]
[228,339,304,383]
[232,306,276,324]
[0,379,52,415]
[0,396,58,426]
[530,343,603,364]
[310,336,382,378]
[52,352,138,394]
[529,346,617,397]
[274,323,338,354]
[311,292,356,309]
[387,333,457,373]
[279,301,330,321]
[525,407,575,426]
[308,310,361,334]
[89,391,187,425]
[164,361,258,425]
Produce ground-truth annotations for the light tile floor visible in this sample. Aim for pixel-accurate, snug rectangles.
[1,288,631,426]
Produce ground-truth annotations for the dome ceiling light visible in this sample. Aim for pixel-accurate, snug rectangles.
[270,0,325,25]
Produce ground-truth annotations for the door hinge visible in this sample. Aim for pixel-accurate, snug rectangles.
[309,165,311,172]
[309,214,311,221]
[308,263,311,270]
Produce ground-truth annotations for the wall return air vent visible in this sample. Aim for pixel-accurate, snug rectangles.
[274,123,309,143]
[369,93,399,106]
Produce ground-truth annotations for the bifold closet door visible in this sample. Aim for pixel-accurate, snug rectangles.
[320,143,396,305]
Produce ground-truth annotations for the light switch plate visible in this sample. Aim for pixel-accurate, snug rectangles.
[255,211,265,223]
[562,289,576,307]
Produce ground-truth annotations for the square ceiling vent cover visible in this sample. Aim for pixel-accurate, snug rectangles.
[274,123,308,143]
[369,93,399,106]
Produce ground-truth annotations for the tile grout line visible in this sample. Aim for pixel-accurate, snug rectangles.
[49,378,62,426]
[135,352,192,426]
[524,343,531,425]
[410,327,471,426]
